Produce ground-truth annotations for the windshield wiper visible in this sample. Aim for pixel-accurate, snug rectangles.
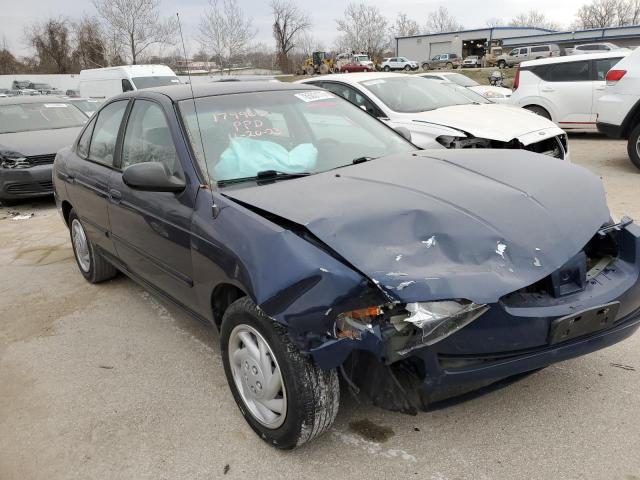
[352,156,374,164]
[217,170,312,187]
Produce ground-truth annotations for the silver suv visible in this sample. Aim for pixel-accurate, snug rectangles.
[497,44,561,68]
[422,53,460,70]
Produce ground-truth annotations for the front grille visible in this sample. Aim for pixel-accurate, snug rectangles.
[6,181,53,194]
[27,154,56,166]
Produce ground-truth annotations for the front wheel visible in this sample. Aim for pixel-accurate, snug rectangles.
[627,123,640,170]
[422,63,429,70]
[220,297,340,449]
[498,60,506,69]
[383,65,391,72]
[404,64,411,71]
[446,62,453,69]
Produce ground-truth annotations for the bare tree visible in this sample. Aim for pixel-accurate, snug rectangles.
[271,0,311,74]
[485,17,505,27]
[25,18,74,73]
[199,0,257,74]
[72,16,107,69]
[93,0,177,65]
[425,7,464,33]
[509,10,561,30]
[574,0,640,28]
[388,13,421,54]
[336,3,389,61]
[0,37,22,75]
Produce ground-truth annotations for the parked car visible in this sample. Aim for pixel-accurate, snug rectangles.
[420,71,512,103]
[0,96,88,203]
[79,64,180,99]
[26,82,55,94]
[462,55,481,68]
[67,97,103,117]
[0,89,11,97]
[422,53,460,70]
[509,51,628,129]
[54,81,640,449]
[299,72,568,159]
[339,55,374,73]
[11,80,31,90]
[65,89,81,97]
[596,46,640,169]
[567,43,629,55]
[380,57,419,71]
[497,44,561,68]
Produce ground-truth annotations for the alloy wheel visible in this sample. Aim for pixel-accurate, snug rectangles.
[71,219,91,273]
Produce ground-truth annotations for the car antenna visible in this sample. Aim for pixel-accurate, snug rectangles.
[176,12,217,214]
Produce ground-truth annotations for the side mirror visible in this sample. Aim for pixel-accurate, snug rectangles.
[395,126,412,142]
[122,162,186,193]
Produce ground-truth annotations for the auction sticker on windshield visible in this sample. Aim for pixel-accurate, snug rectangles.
[294,91,335,102]
[44,104,68,108]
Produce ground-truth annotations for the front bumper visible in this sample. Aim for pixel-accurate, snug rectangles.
[0,164,54,200]
[313,223,640,412]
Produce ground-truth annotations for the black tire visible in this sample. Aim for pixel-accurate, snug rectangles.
[446,62,453,69]
[524,105,552,121]
[422,63,429,70]
[383,65,391,72]
[220,297,339,449]
[498,60,506,69]
[627,123,640,170]
[68,209,117,283]
[404,64,411,71]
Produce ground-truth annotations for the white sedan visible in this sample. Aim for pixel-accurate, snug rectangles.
[298,72,568,160]
[420,71,512,103]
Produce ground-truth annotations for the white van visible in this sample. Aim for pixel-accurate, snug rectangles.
[79,65,180,99]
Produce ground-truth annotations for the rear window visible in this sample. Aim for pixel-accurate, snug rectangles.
[531,46,549,52]
[0,102,87,133]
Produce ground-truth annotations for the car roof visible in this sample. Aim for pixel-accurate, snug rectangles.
[117,81,322,101]
[521,50,630,67]
[298,72,409,85]
[0,96,69,106]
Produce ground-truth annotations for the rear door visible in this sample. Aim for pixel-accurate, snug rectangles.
[537,59,592,126]
[64,99,129,255]
[107,97,199,310]
[591,56,624,122]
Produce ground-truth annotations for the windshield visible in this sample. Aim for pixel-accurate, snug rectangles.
[443,73,479,87]
[131,76,181,89]
[71,99,103,114]
[354,55,370,62]
[179,90,415,183]
[0,102,88,133]
[360,76,478,113]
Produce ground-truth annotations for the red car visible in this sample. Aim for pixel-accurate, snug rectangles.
[339,55,375,73]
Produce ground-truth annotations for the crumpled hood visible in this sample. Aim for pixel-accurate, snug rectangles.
[224,150,610,304]
[403,104,564,144]
[0,127,82,157]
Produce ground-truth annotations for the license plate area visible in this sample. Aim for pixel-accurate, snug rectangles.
[548,301,620,345]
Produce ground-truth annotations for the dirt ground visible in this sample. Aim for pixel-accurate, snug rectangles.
[1,134,639,480]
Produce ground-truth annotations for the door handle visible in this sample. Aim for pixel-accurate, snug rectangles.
[108,188,122,203]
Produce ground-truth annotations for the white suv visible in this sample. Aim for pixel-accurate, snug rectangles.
[597,47,640,169]
[509,51,628,129]
[381,57,419,71]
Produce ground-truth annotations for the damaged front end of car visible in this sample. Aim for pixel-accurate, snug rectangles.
[218,149,640,415]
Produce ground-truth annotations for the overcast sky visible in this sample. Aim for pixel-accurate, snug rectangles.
[2,0,585,57]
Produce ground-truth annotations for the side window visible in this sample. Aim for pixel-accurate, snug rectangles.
[88,100,128,166]
[77,117,97,158]
[322,83,382,117]
[544,61,590,82]
[121,100,181,176]
[509,49,518,56]
[450,54,457,59]
[531,46,549,53]
[519,48,528,55]
[432,55,440,61]
[122,79,134,92]
[594,57,623,80]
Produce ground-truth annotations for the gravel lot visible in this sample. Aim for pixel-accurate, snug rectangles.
[1,133,639,480]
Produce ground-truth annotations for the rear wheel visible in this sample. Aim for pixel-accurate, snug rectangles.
[498,60,506,69]
[524,105,552,120]
[446,62,453,69]
[422,63,429,70]
[69,209,117,283]
[404,64,411,71]
[220,297,340,449]
[383,65,391,72]
[627,123,640,170]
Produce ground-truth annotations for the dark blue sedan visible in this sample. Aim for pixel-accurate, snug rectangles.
[53,82,640,449]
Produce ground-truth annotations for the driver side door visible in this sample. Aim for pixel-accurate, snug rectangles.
[107,98,200,311]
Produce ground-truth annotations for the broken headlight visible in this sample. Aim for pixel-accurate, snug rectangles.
[391,300,489,354]
[436,136,491,149]
[0,151,29,169]
[334,306,383,340]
